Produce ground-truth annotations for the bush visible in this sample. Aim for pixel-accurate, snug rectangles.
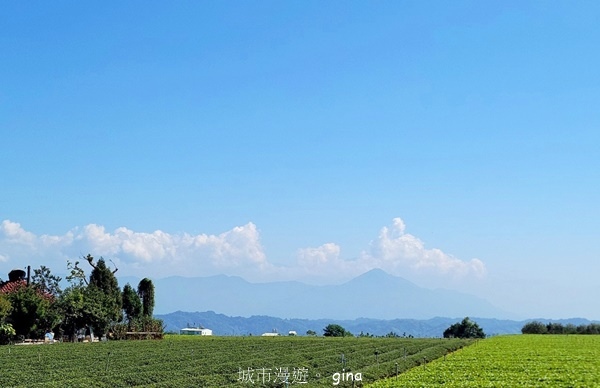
[323,324,353,337]
[521,321,548,334]
[443,317,485,339]
[0,323,16,345]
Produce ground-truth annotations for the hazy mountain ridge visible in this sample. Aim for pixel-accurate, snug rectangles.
[156,310,598,337]
[150,269,511,320]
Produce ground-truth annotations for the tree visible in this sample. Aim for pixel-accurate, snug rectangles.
[443,317,485,339]
[82,286,115,337]
[137,278,155,317]
[122,283,142,322]
[5,284,56,338]
[32,265,62,297]
[0,294,11,322]
[521,321,548,334]
[57,286,86,341]
[306,330,317,336]
[66,260,87,288]
[85,255,123,336]
[546,322,565,334]
[323,324,352,337]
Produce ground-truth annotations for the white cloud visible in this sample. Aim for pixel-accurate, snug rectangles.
[0,218,485,283]
[0,220,268,278]
[290,217,486,282]
[297,243,341,267]
[365,217,486,278]
[1,220,36,245]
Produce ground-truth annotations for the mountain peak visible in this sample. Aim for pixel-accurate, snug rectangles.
[153,269,509,320]
[346,268,417,288]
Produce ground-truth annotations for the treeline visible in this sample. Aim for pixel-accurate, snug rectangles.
[0,254,163,344]
[521,321,600,335]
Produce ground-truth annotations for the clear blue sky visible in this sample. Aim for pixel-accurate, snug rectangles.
[1,1,599,319]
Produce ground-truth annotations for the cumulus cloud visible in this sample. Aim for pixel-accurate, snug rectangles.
[297,243,341,267]
[365,217,486,278]
[1,220,36,245]
[292,218,486,281]
[0,218,485,283]
[0,220,268,278]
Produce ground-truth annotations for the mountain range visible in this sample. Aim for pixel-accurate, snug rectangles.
[144,268,510,320]
[119,269,597,337]
[156,310,596,338]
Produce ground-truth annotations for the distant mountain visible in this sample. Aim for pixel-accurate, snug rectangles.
[156,311,599,337]
[151,268,511,320]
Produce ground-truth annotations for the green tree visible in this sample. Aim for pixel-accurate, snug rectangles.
[122,283,142,322]
[57,286,86,341]
[6,285,56,338]
[0,294,12,322]
[66,260,87,288]
[82,286,114,337]
[137,278,155,317]
[31,265,62,297]
[443,317,485,339]
[521,321,548,334]
[546,322,565,334]
[323,324,352,337]
[84,255,123,336]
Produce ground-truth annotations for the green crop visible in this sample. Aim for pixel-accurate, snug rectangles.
[0,336,470,387]
[368,335,600,387]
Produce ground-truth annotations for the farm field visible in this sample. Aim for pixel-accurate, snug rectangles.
[368,335,600,387]
[0,335,470,387]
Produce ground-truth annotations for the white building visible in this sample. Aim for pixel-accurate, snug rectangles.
[180,328,213,336]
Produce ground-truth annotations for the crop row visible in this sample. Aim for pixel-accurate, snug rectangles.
[0,336,471,387]
[368,335,600,387]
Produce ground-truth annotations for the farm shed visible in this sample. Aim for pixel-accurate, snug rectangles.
[180,328,213,336]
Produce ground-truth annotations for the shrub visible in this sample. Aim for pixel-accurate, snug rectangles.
[0,323,16,344]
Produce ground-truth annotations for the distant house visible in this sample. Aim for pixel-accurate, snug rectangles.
[261,332,279,337]
[180,328,213,336]
[288,331,297,336]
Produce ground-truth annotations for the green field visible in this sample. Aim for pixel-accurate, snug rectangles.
[368,335,600,387]
[0,336,469,387]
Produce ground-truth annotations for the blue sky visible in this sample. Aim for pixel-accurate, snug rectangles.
[1,1,599,319]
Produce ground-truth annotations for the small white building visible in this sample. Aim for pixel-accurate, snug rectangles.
[261,332,279,337]
[180,328,213,336]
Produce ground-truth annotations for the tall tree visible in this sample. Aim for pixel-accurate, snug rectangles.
[137,278,155,317]
[85,255,123,335]
[122,283,142,322]
[57,286,86,341]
